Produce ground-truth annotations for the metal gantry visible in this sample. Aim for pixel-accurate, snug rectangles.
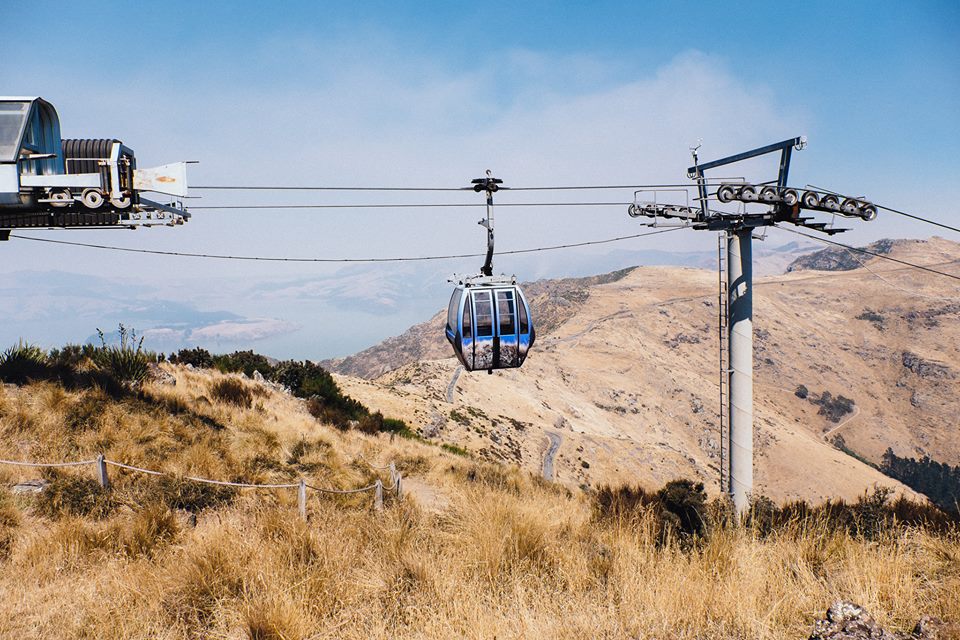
[0,97,189,240]
[629,137,877,515]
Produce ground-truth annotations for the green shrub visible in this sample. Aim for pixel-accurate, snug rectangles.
[212,350,275,378]
[382,417,419,439]
[209,378,253,408]
[593,483,658,522]
[169,347,214,369]
[93,325,150,391]
[47,344,96,371]
[882,448,960,515]
[656,479,708,541]
[273,360,365,414]
[0,340,50,384]
[441,443,470,457]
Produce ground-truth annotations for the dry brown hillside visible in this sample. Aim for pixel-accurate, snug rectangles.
[1,365,958,639]
[335,237,960,504]
[321,267,640,379]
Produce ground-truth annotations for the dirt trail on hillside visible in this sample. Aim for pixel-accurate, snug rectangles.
[445,366,462,403]
[543,432,562,481]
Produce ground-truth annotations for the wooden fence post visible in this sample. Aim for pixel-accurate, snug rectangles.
[298,479,307,521]
[374,479,383,511]
[395,473,402,498]
[96,454,110,490]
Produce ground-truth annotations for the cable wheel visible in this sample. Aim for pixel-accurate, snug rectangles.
[802,191,820,209]
[49,189,72,208]
[110,195,132,210]
[760,186,779,202]
[781,189,799,206]
[820,194,840,211]
[81,188,105,209]
[841,198,860,216]
[738,185,757,202]
[627,203,642,217]
[859,204,878,221]
[716,184,736,203]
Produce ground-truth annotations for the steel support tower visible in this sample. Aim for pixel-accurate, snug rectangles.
[630,137,874,515]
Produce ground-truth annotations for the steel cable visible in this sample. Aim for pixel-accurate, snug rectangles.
[8,226,683,263]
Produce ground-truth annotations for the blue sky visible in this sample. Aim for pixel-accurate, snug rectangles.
[1,1,957,357]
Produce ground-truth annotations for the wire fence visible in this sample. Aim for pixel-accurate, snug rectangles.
[1,453,401,517]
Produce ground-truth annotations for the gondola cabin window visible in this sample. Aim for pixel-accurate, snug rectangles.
[518,294,529,334]
[462,298,472,338]
[446,289,461,334]
[497,290,516,335]
[474,291,494,337]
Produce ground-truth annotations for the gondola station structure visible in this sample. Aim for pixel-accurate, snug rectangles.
[0,96,190,240]
[628,137,877,514]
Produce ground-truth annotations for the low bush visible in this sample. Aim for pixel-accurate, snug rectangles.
[93,325,151,391]
[593,484,659,522]
[594,481,958,545]
[212,350,275,379]
[0,340,50,384]
[209,378,254,408]
[169,347,214,369]
[357,410,385,435]
[441,443,470,457]
[657,479,708,539]
[47,344,96,373]
[305,397,351,430]
[273,360,366,418]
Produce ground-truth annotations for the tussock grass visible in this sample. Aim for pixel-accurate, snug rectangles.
[0,368,956,638]
[0,489,19,559]
[209,377,254,408]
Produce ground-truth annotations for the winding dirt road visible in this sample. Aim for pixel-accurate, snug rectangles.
[542,431,562,481]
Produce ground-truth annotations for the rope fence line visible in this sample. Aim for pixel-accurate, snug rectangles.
[305,482,379,495]
[103,459,165,476]
[0,457,98,468]
[1,453,403,518]
[358,454,393,471]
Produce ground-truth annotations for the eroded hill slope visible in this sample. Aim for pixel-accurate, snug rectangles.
[336,237,960,503]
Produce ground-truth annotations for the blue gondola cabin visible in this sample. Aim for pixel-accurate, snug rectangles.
[445,276,535,372]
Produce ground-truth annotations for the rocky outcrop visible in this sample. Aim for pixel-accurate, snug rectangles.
[786,239,900,272]
[809,601,958,640]
[902,352,954,379]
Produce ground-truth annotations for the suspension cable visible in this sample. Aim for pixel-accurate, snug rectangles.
[8,226,685,263]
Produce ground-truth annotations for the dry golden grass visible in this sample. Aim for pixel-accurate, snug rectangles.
[0,368,957,638]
